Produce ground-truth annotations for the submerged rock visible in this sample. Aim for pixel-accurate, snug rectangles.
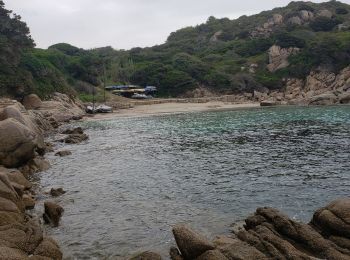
[50,188,66,197]
[55,150,72,157]
[43,201,64,227]
[172,224,215,260]
[61,127,84,135]
[129,251,162,260]
[63,133,89,144]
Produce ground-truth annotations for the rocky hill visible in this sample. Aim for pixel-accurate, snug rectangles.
[1,1,350,101]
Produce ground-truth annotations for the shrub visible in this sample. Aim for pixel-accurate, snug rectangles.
[336,7,349,15]
[310,17,341,32]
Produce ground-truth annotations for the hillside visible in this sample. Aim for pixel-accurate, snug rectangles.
[0,0,350,99]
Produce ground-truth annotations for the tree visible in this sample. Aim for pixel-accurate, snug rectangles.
[0,0,35,96]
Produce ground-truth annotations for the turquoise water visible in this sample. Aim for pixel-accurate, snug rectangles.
[39,106,350,259]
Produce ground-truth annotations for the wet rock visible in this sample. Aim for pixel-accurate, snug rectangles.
[129,251,162,260]
[22,194,35,210]
[19,157,50,175]
[312,198,350,239]
[63,133,89,144]
[61,127,84,135]
[196,250,228,260]
[50,188,66,197]
[170,246,184,260]
[172,224,215,260]
[44,142,55,153]
[54,150,72,157]
[22,94,42,110]
[0,119,37,168]
[43,201,64,227]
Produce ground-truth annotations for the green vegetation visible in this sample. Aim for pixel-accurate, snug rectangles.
[1,0,350,98]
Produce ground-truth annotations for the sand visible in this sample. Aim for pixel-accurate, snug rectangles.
[85,101,260,121]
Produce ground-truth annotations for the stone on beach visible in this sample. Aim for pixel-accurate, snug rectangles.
[172,224,215,260]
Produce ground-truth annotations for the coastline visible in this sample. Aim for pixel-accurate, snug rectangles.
[85,101,260,121]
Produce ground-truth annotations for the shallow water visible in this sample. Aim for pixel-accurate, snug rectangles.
[39,106,350,259]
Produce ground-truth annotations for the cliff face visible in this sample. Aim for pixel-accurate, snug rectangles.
[255,66,350,106]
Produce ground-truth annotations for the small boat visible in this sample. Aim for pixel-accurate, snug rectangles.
[131,93,152,99]
[86,104,113,114]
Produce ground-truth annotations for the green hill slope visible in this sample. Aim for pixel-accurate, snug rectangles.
[1,0,350,98]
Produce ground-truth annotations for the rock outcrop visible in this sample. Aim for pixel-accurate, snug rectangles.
[0,169,62,259]
[170,198,350,260]
[172,224,215,259]
[267,45,300,72]
[22,94,42,110]
[0,119,38,168]
[36,92,85,123]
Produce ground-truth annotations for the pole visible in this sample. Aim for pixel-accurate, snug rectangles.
[103,63,106,103]
[92,86,95,113]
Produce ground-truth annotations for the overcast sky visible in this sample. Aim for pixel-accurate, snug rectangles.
[4,0,349,50]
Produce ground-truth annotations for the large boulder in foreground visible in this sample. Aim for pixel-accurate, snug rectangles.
[22,94,42,110]
[312,198,350,239]
[172,224,215,260]
[168,199,350,260]
[0,119,37,168]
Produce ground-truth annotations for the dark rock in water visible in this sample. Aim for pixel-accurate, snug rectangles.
[63,133,89,144]
[170,246,184,260]
[312,198,350,239]
[50,188,66,197]
[43,201,64,227]
[61,127,84,135]
[172,224,215,260]
[55,150,72,157]
[129,251,162,260]
[45,142,55,153]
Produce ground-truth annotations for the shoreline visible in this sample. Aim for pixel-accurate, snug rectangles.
[85,101,260,121]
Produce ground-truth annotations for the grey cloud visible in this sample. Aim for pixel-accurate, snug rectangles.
[4,0,346,50]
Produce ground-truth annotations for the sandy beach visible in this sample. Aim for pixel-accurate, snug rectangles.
[86,101,260,121]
